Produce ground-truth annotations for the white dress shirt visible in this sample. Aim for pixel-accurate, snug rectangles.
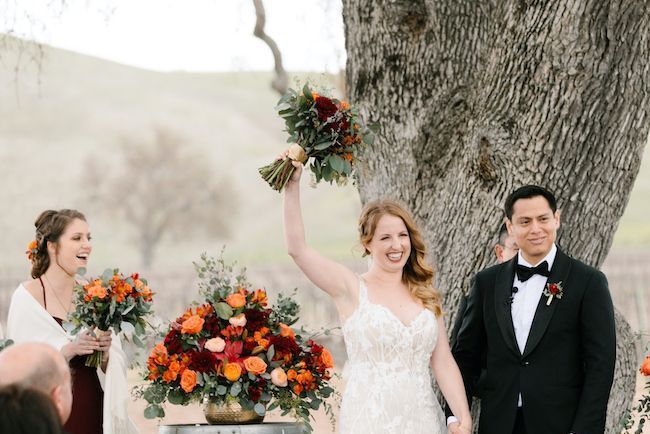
[512,243,557,406]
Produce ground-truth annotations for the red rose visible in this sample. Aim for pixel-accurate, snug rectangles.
[548,283,559,295]
[314,96,338,121]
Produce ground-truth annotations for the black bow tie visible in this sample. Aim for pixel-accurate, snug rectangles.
[516,261,550,282]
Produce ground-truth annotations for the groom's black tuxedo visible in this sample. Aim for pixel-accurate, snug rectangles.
[451,248,616,434]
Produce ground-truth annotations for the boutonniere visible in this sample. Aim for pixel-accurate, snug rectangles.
[543,281,564,306]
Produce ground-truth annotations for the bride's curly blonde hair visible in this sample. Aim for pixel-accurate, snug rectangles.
[358,199,442,316]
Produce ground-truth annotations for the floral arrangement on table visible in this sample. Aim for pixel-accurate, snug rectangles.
[259,83,379,192]
[621,343,650,434]
[138,253,336,432]
[68,269,154,367]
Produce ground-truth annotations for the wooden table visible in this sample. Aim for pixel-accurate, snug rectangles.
[158,422,306,434]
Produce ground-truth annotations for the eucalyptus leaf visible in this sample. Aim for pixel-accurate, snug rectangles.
[215,302,234,320]
[144,404,164,419]
[254,403,266,416]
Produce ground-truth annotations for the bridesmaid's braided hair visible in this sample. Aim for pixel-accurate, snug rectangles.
[358,199,443,316]
[31,209,86,279]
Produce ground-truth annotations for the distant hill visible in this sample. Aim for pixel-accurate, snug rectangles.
[0,35,647,277]
[0,36,362,273]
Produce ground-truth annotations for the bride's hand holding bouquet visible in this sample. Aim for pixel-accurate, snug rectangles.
[259,83,378,192]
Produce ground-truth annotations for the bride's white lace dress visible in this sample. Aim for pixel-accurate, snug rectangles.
[339,279,446,433]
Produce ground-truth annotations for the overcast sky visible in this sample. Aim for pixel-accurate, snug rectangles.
[0,0,346,72]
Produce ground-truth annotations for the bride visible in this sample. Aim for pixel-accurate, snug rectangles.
[282,161,471,433]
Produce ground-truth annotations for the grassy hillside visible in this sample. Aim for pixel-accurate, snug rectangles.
[0,36,647,278]
[0,37,362,275]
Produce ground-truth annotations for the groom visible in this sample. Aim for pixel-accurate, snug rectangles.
[449,185,616,434]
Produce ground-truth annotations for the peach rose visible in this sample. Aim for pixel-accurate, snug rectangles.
[229,313,247,327]
[180,369,197,393]
[641,356,650,376]
[320,348,334,368]
[243,356,267,375]
[181,315,205,334]
[205,337,226,353]
[225,293,246,308]
[224,363,242,382]
[270,367,288,387]
[279,323,295,339]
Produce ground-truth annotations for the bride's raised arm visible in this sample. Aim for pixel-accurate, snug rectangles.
[283,161,357,301]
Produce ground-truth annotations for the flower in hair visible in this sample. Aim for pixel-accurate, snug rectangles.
[26,240,38,262]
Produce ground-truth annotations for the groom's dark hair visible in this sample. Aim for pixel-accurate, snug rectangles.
[504,185,557,219]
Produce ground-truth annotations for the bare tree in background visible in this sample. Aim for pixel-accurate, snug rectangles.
[84,128,233,268]
[343,1,649,432]
[252,0,288,95]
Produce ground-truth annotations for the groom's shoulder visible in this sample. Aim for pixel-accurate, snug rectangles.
[559,249,602,276]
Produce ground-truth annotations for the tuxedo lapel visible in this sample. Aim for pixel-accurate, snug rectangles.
[522,248,573,358]
[494,256,520,357]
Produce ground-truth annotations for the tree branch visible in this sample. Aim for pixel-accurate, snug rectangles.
[252,0,288,95]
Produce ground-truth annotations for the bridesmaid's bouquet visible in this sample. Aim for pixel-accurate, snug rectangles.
[259,83,378,192]
[139,253,336,432]
[69,269,154,368]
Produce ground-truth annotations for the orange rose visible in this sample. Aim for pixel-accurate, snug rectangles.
[339,101,350,110]
[292,383,303,395]
[225,293,246,308]
[641,356,650,376]
[162,368,178,383]
[287,369,297,381]
[320,348,334,368]
[181,315,205,334]
[270,367,288,387]
[243,356,267,375]
[180,369,197,393]
[224,363,242,382]
[279,323,295,339]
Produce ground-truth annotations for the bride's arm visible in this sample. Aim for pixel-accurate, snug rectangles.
[430,316,472,433]
[284,162,357,300]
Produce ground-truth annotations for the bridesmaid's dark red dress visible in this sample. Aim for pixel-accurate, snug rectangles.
[41,278,104,434]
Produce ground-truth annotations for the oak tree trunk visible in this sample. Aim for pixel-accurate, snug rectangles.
[342,1,649,432]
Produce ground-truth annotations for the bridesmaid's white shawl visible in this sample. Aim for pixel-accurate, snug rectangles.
[6,285,139,434]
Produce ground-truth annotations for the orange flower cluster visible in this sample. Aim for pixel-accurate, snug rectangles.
[144,282,335,410]
[25,240,38,262]
[83,273,153,303]
[641,355,650,376]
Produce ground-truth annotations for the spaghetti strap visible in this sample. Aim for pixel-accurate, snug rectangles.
[38,277,47,309]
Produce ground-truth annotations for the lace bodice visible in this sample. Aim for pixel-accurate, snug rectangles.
[338,279,445,433]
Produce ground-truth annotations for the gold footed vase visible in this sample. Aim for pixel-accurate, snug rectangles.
[203,399,265,425]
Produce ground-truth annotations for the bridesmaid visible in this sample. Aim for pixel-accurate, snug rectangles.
[6,209,137,434]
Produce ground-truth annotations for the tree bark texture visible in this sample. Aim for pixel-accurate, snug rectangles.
[342,1,649,432]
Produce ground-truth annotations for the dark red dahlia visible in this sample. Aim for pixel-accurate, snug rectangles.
[244,308,270,331]
[189,350,217,373]
[164,329,183,354]
[314,96,338,121]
